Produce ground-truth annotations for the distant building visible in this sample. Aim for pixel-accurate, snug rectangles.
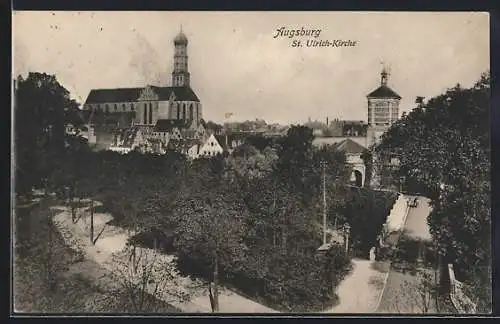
[312,136,368,149]
[366,66,402,147]
[188,134,224,159]
[82,28,206,151]
[198,134,224,157]
[310,66,403,187]
[334,139,367,187]
[314,66,402,149]
[313,138,367,187]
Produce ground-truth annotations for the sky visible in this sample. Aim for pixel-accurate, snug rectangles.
[13,11,489,125]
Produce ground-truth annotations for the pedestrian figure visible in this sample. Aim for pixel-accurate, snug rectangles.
[369,246,376,261]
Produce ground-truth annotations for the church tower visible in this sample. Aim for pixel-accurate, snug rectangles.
[172,27,190,87]
[366,65,401,147]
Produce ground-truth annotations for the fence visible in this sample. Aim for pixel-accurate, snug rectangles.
[448,264,477,314]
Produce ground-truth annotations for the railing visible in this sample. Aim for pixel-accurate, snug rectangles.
[448,264,477,314]
[378,195,411,248]
[386,194,408,232]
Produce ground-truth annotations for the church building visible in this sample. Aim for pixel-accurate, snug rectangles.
[82,29,205,149]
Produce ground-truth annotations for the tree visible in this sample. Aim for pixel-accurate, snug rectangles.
[374,71,491,305]
[245,135,274,151]
[15,72,82,196]
[111,245,190,312]
[275,125,316,200]
[312,145,351,229]
[342,187,398,257]
[167,141,353,312]
[360,149,373,187]
[173,157,248,312]
[227,143,278,180]
[204,120,224,134]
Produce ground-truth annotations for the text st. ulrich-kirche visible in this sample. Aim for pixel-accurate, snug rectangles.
[82,29,208,154]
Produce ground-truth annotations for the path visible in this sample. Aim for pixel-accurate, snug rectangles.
[50,202,279,313]
[323,259,389,313]
[403,196,432,241]
[376,195,437,314]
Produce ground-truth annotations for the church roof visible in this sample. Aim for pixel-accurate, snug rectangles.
[85,86,200,104]
[335,138,367,154]
[367,85,401,99]
[154,119,191,132]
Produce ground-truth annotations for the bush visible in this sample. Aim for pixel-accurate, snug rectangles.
[129,229,176,254]
[393,236,436,267]
[175,244,352,312]
[456,264,492,313]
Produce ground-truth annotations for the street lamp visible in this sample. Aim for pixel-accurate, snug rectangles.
[64,186,70,206]
[320,160,328,245]
[399,176,405,193]
[343,223,351,256]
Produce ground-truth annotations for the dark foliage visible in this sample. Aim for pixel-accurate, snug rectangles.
[375,72,491,308]
[342,186,398,258]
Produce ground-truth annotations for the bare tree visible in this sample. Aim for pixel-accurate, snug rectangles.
[111,245,190,313]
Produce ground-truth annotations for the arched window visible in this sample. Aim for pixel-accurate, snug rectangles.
[97,104,101,110]
[122,104,126,111]
[176,103,180,120]
[183,104,186,120]
[114,104,118,111]
[131,103,135,111]
[189,103,194,120]
[143,103,147,124]
[149,103,153,124]
[105,104,109,113]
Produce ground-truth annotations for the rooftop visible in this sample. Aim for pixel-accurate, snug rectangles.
[367,85,401,99]
[85,86,200,104]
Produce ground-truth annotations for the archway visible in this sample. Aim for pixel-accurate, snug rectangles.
[351,170,363,187]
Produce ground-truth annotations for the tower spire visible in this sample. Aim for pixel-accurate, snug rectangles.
[380,62,389,86]
[172,27,190,87]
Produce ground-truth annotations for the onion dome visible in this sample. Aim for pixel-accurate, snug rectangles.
[174,31,188,45]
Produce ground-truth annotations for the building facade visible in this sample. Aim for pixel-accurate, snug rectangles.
[366,67,402,147]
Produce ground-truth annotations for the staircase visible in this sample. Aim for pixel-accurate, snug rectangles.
[385,194,409,233]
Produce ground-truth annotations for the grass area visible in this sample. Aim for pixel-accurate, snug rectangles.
[13,197,180,313]
[436,292,458,314]
[376,264,439,314]
[370,261,390,274]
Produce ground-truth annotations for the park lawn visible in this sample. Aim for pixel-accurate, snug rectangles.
[13,197,180,313]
